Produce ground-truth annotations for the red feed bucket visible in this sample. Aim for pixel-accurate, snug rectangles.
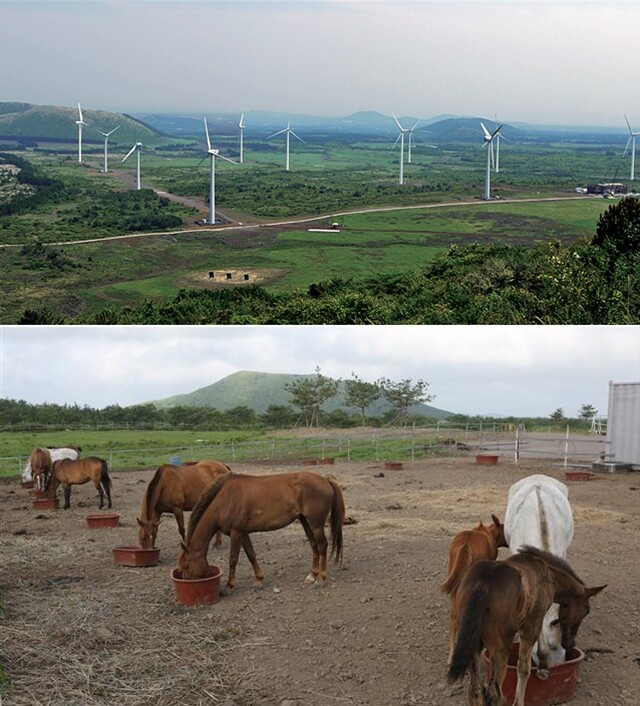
[565,471,592,482]
[21,480,35,489]
[30,489,48,499]
[318,458,335,465]
[32,497,59,510]
[171,565,222,606]
[112,546,160,567]
[85,513,120,529]
[303,459,319,466]
[476,454,499,466]
[384,461,404,470]
[483,643,585,706]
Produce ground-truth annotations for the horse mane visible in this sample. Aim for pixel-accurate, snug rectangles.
[519,545,584,585]
[185,471,233,542]
[146,465,168,520]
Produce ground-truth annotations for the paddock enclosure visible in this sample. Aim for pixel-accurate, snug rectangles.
[1,457,638,706]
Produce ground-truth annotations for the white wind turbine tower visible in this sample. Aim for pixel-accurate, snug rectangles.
[481,121,502,200]
[267,118,305,171]
[238,113,246,164]
[98,126,119,173]
[407,119,421,164]
[75,103,87,164]
[393,115,410,184]
[493,115,505,173]
[203,117,236,225]
[624,115,639,181]
[122,142,143,190]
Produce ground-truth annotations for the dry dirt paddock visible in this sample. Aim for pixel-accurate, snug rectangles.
[1,457,639,706]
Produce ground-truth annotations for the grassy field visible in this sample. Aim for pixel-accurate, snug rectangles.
[0,135,620,321]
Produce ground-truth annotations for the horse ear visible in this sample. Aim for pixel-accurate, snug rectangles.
[586,584,607,598]
[136,517,143,527]
[491,514,502,526]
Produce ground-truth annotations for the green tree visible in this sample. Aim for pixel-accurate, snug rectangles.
[592,196,640,259]
[261,405,297,429]
[578,404,597,420]
[550,408,566,423]
[343,373,381,426]
[285,367,339,427]
[377,377,433,425]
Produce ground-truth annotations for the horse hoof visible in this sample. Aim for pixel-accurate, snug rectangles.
[304,573,317,585]
[254,580,264,590]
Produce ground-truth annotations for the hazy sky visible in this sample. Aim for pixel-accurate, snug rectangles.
[1,326,638,417]
[1,1,639,127]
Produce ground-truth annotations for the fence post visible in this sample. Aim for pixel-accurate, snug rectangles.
[411,438,415,462]
[515,427,520,464]
[347,438,351,463]
[232,441,236,462]
[563,425,570,469]
[271,439,275,460]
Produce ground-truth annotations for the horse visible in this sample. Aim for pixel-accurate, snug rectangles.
[137,460,231,548]
[46,457,111,509]
[504,474,574,673]
[177,471,345,591]
[441,515,508,665]
[27,446,81,490]
[448,546,606,706]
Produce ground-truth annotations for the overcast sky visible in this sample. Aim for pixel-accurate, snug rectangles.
[1,1,639,127]
[1,326,638,417]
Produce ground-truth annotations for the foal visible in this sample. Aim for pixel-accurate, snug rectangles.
[441,515,507,664]
[46,457,112,509]
[448,546,605,706]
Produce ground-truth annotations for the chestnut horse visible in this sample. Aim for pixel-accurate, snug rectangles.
[448,546,606,706]
[441,515,507,664]
[177,471,345,591]
[137,460,230,548]
[46,457,111,509]
[29,446,81,490]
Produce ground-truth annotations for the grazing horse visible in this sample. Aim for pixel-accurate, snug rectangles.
[504,474,574,673]
[448,546,605,706]
[441,515,507,664]
[177,471,345,591]
[46,457,111,509]
[27,446,81,490]
[137,460,230,548]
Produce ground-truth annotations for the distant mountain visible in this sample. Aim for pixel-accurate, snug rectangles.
[422,117,525,142]
[151,371,452,419]
[0,102,167,145]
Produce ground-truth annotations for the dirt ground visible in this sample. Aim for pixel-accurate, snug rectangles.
[1,457,639,706]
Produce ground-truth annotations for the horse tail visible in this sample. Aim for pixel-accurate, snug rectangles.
[447,584,489,684]
[186,471,233,542]
[327,478,345,566]
[440,542,471,596]
[99,459,111,491]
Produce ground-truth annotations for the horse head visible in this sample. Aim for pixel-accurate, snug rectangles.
[489,514,508,549]
[556,584,607,650]
[176,540,208,580]
[137,517,161,549]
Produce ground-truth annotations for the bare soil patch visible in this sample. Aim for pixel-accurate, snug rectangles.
[1,457,639,706]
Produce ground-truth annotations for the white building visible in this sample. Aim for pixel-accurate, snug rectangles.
[605,381,640,468]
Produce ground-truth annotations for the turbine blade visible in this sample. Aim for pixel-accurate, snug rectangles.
[411,119,421,130]
[78,102,83,123]
[624,136,633,158]
[108,125,120,137]
[203,117,212,151]
[122,144,137,162]
[196,155,209,169]
[625,115,633,134]
[290,129,305,143]
[267,128,286,139]
[480,122,491,140]
[217,154,237,165]
[393,133,402,148]
[393,114,404,130]
[239,113,245,128]
[492,124,503,138]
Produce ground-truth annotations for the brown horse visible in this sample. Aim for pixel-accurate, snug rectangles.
[441,515,507,664]
[447,546,606,706]
[137,460,230,548]
[46,457,112,509]
[177,471,345,591]
[30,448,52,490]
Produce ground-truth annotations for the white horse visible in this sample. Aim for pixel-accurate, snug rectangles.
[504,474,574,675]
[23,447,81,489]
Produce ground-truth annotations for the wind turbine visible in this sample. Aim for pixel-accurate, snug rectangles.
[122,142,143,190]
[493,115,505,173]
[481,121,502,200]
[407,119,421,164]
[624,115,639,181]
[267,118,305,171]
[238,113,246,164]
[393,115,409,184]
[98,126,119,173]
[202,117,236,225]
[75,103,87,164]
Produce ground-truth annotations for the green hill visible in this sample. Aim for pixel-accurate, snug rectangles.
[151,370,452,418]
[0,101,166,146]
